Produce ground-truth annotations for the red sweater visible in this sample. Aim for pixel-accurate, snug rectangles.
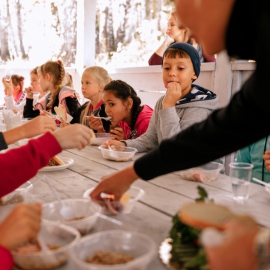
[0,132,62,269]
[119,105,153,139]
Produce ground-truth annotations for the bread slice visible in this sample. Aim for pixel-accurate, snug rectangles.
[90,129,96,141]
[179,202,236,230]
[48,155,65,166]
[54,105,67,121]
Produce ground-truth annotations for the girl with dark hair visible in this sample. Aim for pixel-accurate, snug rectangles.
[102,80,153,140]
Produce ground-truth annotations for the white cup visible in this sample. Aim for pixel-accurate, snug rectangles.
[229,162,254,201]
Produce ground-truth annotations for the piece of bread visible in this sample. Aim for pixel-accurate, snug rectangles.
[90,129,96,140]
[179,202,236,231]
[54,105,67,121]
[47,155,65,166]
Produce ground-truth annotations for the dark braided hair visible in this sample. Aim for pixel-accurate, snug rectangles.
[103,80,143,139]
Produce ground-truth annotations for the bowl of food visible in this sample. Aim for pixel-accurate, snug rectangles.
[90,133,111,146]
[179,162,223,182]
[0,181,33,205]
[42,199,101,235]
[98,145,137,162]
[12,221,80,270]
[70,230,156,270]
[83,186,144,215]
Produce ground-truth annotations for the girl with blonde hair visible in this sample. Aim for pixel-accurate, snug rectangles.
[23,60,80,118]
[70,66,111,133]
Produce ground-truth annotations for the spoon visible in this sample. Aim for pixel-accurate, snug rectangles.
[85,116,112,121]
[44,176,75,220]
[37,234,58,264]
[252,177,270,187]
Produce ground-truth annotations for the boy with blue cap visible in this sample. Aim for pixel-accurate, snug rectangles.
[106,42,220,152]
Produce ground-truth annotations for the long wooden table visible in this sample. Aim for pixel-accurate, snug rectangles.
[3,143,270,270]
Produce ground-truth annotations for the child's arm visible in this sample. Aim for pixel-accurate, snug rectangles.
[65,96,80,116]
[23,98,40,118]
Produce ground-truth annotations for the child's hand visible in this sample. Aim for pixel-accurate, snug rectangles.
[25,86,34,99]
[162,82,182,109]
[19,115,56,138]
[0,203,41,250]
[2,77,13,96]
[263,149,270,172]
[110,127,125,140]
[102,140,126,147]
[60,118,70,128]
[87,115,105,133]
[53,124,93,150]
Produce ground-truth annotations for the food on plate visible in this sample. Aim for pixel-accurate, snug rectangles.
[54,105,67,121]
[85,250,134,265]
[67,216,86,221]
[15,241,60,254]
[47,155,65,166]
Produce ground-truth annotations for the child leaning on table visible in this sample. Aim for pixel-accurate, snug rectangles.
[69,66,112,133]
[23,60,80,119]
[102,80,153,140]
[105,42,219,152]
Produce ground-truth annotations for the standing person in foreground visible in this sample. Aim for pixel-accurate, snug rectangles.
[91,0,270,269]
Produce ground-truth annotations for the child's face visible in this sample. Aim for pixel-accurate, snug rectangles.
[166,15,184,40]
[162,55,197,97]
[37,70,50,93]
[30,73,42,92]
[81,73,102,100]
[103,91,131,126]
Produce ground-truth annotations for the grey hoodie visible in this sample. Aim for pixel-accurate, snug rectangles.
[124,86,220,152]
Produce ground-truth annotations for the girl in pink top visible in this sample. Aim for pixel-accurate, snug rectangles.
[102,80,153,140]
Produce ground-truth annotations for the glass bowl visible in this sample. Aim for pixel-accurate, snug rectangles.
[12,221,80,270]
[83,186,144,215]
[98,145,137,162]
[0,181,33,205]
[69,230,156,270]
[90,133,111,146]
[42,199,101,234]
[179,162,223,182]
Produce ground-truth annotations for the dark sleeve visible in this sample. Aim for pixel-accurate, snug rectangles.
[70,102,87,124]
[134,1,270,180]
[66,96,80,116]
[23,98,40,118]
[148,53,162,66]
[0,132,7,150]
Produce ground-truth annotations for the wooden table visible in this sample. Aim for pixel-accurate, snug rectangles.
[3,144,270,270]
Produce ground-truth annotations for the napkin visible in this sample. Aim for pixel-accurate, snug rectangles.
[2,109,22,130]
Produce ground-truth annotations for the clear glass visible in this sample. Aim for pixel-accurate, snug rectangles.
[5,68,14,82]
[229,162,254,201]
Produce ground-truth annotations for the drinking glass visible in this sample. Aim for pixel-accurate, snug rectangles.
[5,68,14,82]
[229,162,254,201]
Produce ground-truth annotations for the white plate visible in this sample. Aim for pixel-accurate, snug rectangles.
[39,157,74,172]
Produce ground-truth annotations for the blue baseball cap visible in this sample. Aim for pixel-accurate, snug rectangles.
[162,42,201,78]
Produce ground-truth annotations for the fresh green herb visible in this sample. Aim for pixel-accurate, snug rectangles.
[168,186,211,270]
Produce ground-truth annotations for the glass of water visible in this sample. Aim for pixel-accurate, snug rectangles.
[5,68,14,82]
[229,162,254,201]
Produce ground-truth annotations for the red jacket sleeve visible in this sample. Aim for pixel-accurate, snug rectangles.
[148,53,162,65]
[0,132,62,197]
[0,246,13,270]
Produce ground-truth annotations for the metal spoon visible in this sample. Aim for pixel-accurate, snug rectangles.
[44,176,75,220]
[85,116,112,121]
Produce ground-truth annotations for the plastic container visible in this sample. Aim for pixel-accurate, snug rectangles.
[12,221,80,270]
[0,181,33,205]
[83,186,144,215]
[42,199,101,234]
[99,145,137,162]
[90,133,111,146]
[69,230,156,270]
[179,162,223,182]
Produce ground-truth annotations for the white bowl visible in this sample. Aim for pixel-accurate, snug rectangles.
[179,162,223,182]
[90,133,111,146]
[99,145,137,162]
[12,221,80,270]
[83,186,144,215]
[42,199,101,234]
[0,181,33,205]
[70,230,156,270]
